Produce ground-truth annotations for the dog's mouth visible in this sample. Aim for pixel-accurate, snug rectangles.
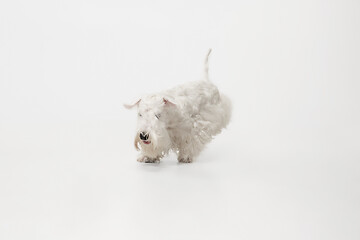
[142,140,151,144]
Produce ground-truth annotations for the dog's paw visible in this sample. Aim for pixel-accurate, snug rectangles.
[145,158,160,163]
[137,156,147,162]
[138,156,159,163]
[178,156,193,163]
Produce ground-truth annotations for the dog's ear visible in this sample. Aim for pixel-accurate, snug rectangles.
[163,98,176,106]
[124,99,141,109]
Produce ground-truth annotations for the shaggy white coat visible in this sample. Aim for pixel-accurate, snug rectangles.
[125,49,232,163]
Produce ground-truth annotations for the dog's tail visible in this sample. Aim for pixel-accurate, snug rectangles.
[204,48,212,81]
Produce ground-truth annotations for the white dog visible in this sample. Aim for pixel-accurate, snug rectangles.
[125,49,231,163]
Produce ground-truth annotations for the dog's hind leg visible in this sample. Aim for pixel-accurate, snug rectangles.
[176,136,205,163]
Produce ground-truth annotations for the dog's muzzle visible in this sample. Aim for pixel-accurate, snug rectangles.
[139,132,151,144]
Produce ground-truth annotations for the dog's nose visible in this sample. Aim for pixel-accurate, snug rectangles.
[139,132,149,141]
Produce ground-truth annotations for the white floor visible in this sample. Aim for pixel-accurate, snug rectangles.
[1,116,359,240]
[1,0,360,239]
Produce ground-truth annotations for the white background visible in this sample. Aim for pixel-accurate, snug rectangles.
[1,0,360,239]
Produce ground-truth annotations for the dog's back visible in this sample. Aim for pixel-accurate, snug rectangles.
[163,48,232,139]
[164,79,231,141]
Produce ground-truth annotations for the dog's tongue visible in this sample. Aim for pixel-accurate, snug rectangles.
[143,141,151,144]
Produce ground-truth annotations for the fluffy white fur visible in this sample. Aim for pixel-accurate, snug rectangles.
[125,49,232,163]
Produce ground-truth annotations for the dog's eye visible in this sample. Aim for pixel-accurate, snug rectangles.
[138,113,142,117]
[155,114,161,119]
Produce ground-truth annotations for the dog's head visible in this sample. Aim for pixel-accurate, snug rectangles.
[124,95,176,158]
